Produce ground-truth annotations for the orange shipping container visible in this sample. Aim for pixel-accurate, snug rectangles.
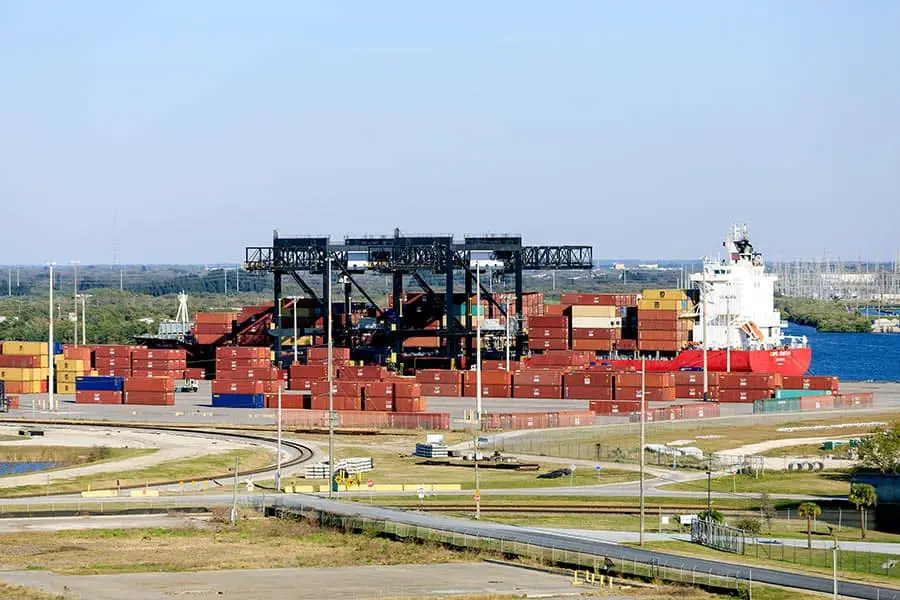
[124,391,175,406]
[513,370,564,387]
[418,383,461,397]
[512,385,562,399]
[615,372,675,388]
[124,376,174,393]
[565,384,613,400]
[571,339,613,351]
[464,370,511,386]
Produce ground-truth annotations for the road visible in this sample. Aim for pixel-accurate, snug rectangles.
[274,494,900,600]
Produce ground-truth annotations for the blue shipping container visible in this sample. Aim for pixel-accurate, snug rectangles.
[75,376,124,392]
[775,389,832,399]
[53,341,63,355]
[211,393,265,409]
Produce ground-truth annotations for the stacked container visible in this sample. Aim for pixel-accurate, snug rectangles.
[75,376,124,404]
[615,371,676,401]
[564,370,614,401]
[637,289,694,352]
[212,347,280,408]
[512,369,563,399]
[55,345,92,394]
[718,373,781,402]
[192,312,237,345]
[93,345,135,378]
[131,348,186,379]
[674,371,720,400]
[0,341,50,394]
[463,369,512,398]
[527,315,569,351]
[566,305,622,352]
[415,369,462,397]
[124,376,175,405]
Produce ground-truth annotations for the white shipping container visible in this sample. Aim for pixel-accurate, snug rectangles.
[569,305,618,318]
[570,316,622,329]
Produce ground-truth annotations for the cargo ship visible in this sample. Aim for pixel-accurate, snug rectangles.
[608,225,811,376]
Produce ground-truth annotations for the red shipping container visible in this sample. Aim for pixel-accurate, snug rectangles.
[615,386,677,402]
[124,391,175,406]
[311,380,362,397]
[215,367,283,381]
[675,385,718,400]
[310,394,352,410]
[589,400,640,415]
[212,380,266,395]
[131,369,183,379]
[216,358,272,371]
[75,390,122,404]
[679,402,719,419]
[307,347,350,362]
[182,368,205,380]
[124,376,174,393]
[464,370,512,386]
[290,364,329,380]
[93,345,136,358]
[564,372,613,387]
[514,370,564,387]
[616,372,675,388]
[543,304,567,316]
[718,373,782,390]
[192,324,230,335]
[415,369,463,384]
[392,381,422,399]
[6,394,20,409]
[338,365,386,380]
[564,384,613,400]
[799,395,835,410]
[719,389,774,402]
[95,368,131,377]
[529,315,568,328]
[512,385,562,399]
[131,359,185,371]
[289,378,321,391]
[364,396,394,411]
[62,346,92,362]
[394,397,425,412]
[638,330,680,342]
[531,338,569,351]
[615,339,637,351]
[195,312,238,324]
[571,328,620,340]
[216,346,270,359]
[418,383,461,397]
[561,293,638,307]
[0,355,42,368]
[571,339,612,351]
[363,381,394,398]
[479,360,520,371]
[131,348,185,361]
[834,392,874,409]
[674,371,721,386]
[463,383,511,398]
[266,393,308,409]
[531,327,568,339]
[782,376,840,393]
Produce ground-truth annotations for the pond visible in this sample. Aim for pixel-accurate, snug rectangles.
[0,461,60,477]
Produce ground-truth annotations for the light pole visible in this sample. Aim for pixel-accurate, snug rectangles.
[290,297,300,364]
[701,266,709,401]
[48,262,56,412]
[71,260,80,346]
[327,256,335,500]
[474,262,482,520]
[505,301,512,371]
[79,294,90,345]
[276,382,283,492]
[230,457,240,525]
[832,537,838,600]
[639,357,645,546]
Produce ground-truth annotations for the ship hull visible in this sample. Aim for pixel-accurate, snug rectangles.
[606,347,811,376]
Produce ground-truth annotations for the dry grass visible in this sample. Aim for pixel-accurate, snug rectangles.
[0,582,65,600]
[0,514,484,575]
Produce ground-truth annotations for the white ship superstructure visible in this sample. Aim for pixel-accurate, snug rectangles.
[691,225,793,350]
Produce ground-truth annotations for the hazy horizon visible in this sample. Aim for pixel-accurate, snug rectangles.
[2,2,898,264]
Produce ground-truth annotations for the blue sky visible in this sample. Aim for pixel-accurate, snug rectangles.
[1,1,898,264]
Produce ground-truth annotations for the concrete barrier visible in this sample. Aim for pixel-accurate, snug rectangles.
[81,490,118,498]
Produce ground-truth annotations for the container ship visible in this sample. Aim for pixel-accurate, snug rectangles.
[605,225,811,376]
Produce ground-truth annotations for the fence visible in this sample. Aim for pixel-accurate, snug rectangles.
[691,518,745,554]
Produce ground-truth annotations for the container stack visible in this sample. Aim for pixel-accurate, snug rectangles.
[566,305,622,352]
[564,370,614,401]
[415,369,462,397]
[192,312,237,345]
[527,315,569,351]
[55,345,92,394]
[615,371,676,402]
[212,347,281,408]
[512,369,564,399]
[124,376,175,406]
[675,371,720,400]
[637,289,694,353]
[781,376,839,394]
[463,369,512,398]
[131,348,186,379]
[0,341,49,395]
[93,345,135,378]
[310,379,362,410]
[75,376,124,404]
[718,373,781,403]
[362,379,393,412]
[392,377,425,412]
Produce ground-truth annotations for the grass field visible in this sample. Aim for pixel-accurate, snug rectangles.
[0,582,64,600]
[660,470,851,496]
[758,443,852,458]
[632,540,900,587]
[0,447,273,498]
[0,446,156,472]
[492,411,899,462]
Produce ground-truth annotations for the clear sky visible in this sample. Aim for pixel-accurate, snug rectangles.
[1,1,898,265]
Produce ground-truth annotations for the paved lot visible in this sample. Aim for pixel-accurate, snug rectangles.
[0,513,206,533]
[0,562,600,600]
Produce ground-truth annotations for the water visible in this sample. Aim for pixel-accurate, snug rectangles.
[785,322,900,382]
[0,461,59,477]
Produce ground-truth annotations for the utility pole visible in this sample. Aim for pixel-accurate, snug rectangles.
[475,262,482,520]
[48,263,56,412]
[7,268,10,296]
[832,538,838,600]
[701,265,708,401]
[72,261,80,346]
[230,457,240,525]
[119,269,124,291]
[639,357,646,546]
[223,269,228,301]
[276,382,283,492]
[80,294,87,345]
[505,301,512,371]
[327,256,335,500]
[706,467,712,515]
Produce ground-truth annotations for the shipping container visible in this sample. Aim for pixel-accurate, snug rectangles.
[75,390,123,404]
[513,370,564,387]
[392,381,422,398]
[615,386,676,401]
[565,371,613,387]
[674,371,721,386]
[512,385,562,399]
[212,380,267,395]
[215,346,271,359]
[567,305,619,318]
[289,364,329,380]
[571,328,620,340]
[463,370,511,386]
[615,372,675,388]
[833,392,875,409]
[363,396,393,411]
[564,384,613,400]
[124,391,175,406]
[414,369,462,384]
[530,338,569,351]
[418,382,461,397]
[311,380,362,397]
[719,389,775,403]
[131,348,186,361]
[131,359,185,371]
[1,341,47,356]
[339,365,387,380]
[799,395,835,411]
[589,400,641,415]
[462,383,511,398]
[570,316,622,329]
[212,393,265,408]
[75,376,124,392]
[718,373,782,390]
[781,375,840,393]
[124,376,175,393]
[571,339,613,351]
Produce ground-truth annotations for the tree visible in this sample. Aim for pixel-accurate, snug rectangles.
[734,517,762,536]
[858,423,900,474]
[759,492,776,531]
[698,509,724,524]
[798,502,821,549]
[848,483,877,539]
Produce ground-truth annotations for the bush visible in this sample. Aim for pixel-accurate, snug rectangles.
[734,517,762,535]
[697,509,724,524]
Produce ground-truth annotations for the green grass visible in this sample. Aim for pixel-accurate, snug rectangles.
[0,446,157,479]
[633,540,900,587]
[0,447,273,497]
[660,470,851,496]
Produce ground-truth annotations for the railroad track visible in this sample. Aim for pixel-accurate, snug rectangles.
[0,422,317,498]
[378,504,762,514]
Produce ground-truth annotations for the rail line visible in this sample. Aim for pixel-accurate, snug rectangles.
[0,421,317,498]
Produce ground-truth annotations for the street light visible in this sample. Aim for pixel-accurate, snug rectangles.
[48,262,56,412]
[505,301,512,371]
[474,262,482,520]
[71,260,80,346]
[78,293,91,345]
[639,357,645,546]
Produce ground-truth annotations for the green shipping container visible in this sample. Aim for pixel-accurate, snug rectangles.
[752,398,801,413]
[775,389,833,399]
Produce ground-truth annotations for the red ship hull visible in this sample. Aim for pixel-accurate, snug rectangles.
[607,347,811,376]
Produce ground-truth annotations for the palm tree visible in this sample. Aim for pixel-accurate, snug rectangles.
[798,502,821,549]
[848,483,877,539]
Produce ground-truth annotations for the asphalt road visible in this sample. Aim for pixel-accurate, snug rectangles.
[275,495,900,600]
